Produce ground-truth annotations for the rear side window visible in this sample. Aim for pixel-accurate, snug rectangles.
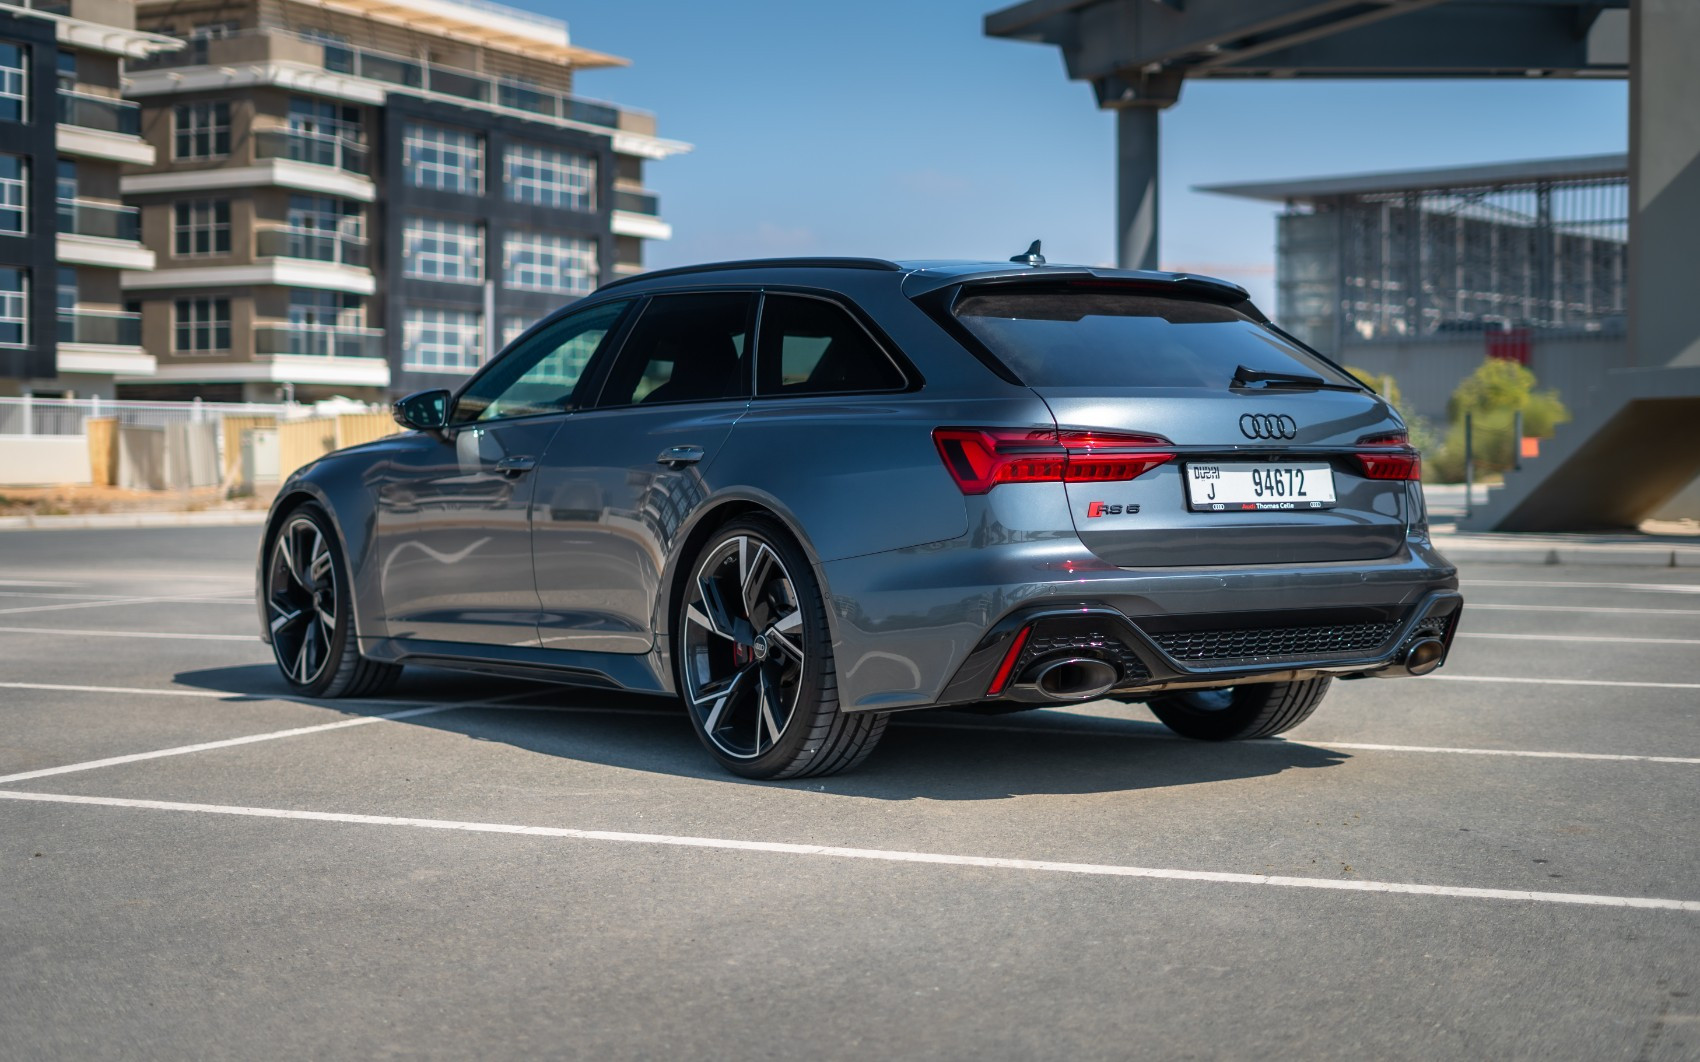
[756,294,905,396]
[595,292,754,408]
[954,288,1360,390]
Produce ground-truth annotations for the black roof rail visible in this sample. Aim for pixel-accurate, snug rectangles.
[598,257,904,291]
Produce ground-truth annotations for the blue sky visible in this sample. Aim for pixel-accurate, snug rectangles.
[560,0,1627,307]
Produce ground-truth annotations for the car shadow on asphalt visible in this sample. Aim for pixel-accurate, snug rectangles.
[174,664,1350,800]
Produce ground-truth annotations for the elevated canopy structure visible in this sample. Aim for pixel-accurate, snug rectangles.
[987,0,1700,531]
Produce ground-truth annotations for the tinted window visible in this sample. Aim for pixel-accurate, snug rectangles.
[954,289,1361,390]
[453,300,631,423]
[595,293,753,407]
[757,295,904,396]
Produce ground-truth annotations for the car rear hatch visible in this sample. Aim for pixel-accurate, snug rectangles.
[944,280,1418,567]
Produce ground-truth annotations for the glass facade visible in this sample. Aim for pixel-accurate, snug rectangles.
[504,143,595,212]
[503,232,596,295]
[403,216,483,284]
[403,123,483,195]
[402,307,483,373]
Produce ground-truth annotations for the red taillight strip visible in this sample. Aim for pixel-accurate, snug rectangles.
[934,428,1176,495]
[1356,451,1423,480]
[985,624,1033,696]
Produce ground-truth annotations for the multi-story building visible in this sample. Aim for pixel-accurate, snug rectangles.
[118,0,686,402]
[0,0,178,398]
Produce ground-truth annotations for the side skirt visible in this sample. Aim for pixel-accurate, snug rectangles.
[359,637,675,697]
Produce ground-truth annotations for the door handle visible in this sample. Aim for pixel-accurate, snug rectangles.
[495,455,538,477]
[657,445,705,467]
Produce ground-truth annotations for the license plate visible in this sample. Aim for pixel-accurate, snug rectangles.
[1186,462,1336,511]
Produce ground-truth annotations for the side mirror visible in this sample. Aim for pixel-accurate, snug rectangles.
[393,389,451,432]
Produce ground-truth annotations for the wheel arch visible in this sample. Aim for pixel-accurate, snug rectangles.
[256,476,378,645]
[651,489,837,689]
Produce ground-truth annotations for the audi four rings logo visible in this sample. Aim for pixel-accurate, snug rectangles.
[1239,413,1298,440]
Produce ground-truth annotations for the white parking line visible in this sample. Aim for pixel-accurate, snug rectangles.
[1467,603,1700,617]
[1457,632,1700,647]
[0,788,1692,912]
[0,626,257,642]
[1425,674,1700,691]
[0,690,549,785]
[1303,741,1700,765]
[0,682,232,698]
[1466,580,1700,595]
[0,595,252,617]
[0,705,459,784]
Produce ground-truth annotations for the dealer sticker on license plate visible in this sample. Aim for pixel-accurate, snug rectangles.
[1186,462,1336,511]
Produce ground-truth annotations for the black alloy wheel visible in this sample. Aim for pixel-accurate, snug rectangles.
[678,518,885,779]
[264,504,400,698]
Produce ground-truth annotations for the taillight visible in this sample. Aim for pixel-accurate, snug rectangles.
[1354,431,1421,480]
[933,428,1175,495]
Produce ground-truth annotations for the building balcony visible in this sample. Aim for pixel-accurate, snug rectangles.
[254,323,384,359]
[256,228,369,269]
[57,307,141,347]
[253,129,370,176]
[57,89,139,136]
[613,189,659,216]
[125,28,651,136]
[57,198,138,241]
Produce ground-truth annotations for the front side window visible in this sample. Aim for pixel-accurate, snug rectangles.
[0,267,27,347]
[953,288,1364,390]
[174,101,231,159]
[0,154,26,234]
[454,300,632,423]
[174,297,230,353]
[403,216,482,284]
[503,143,595,211]
[403,123,483,195]
[0,44,26,124]
[756,294,906,396]
[402,306,483,374]
[173,199,231,256]
[595,293,753,408]
[502,231,596,295]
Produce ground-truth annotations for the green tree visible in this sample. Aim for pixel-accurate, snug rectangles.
[1429,359,1570,482]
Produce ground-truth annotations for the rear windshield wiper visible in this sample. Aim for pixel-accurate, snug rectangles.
[1230,365,1362,392]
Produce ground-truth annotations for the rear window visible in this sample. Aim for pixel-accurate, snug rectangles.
[953,289,1360,390]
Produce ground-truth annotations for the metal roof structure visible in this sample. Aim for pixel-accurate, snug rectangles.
[1197,153,1628,203]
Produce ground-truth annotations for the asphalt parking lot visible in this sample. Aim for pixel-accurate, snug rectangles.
[1,526,1697,1060]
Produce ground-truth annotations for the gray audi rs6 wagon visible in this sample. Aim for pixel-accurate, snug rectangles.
[258,251,1461,779]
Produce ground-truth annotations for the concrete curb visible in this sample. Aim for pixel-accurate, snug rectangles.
[0,510,269,531]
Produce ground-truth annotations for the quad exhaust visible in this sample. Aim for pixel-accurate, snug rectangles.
[1027,656,1121,701]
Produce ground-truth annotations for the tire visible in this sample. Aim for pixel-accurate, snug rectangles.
[676,516,886,779]
[263,502,402,699]
[1146,677,1331,741]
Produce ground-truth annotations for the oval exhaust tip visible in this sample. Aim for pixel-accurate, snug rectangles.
[1404,638,1445,677]
[1032,657,1120,701]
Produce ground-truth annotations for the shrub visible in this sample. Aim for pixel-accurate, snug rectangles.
[1427,359,1570,482]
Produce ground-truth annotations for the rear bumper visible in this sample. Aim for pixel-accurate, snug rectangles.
[817,530,1459,712]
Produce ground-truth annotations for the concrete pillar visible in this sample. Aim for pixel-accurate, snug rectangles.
[1116,107,1160,272]
[1628,0,1700,367]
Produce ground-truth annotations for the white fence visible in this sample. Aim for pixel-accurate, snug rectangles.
[0,396,290,437]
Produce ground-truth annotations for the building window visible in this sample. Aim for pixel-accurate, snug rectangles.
[0,44,25,125]
[286,290,364,355]
[174,297,231,353]
[56,51,75,92]
[174,101,231,159]
[403,216,482,285]
[56,266,76,311]
[288,96,361,146]
[403,123,483,195]
[502,314,539,347]
[0,154,25,234]
[403,307,483,373]
[286,194,361,238]
[173,199,231,256]
[504,144,595,212]
[0,268,27,347]
[503,232,597,295]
